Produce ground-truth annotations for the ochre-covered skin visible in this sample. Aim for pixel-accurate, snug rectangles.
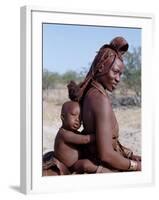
[54,101,98,173]
[68,36,141,172]
[43,37,141,176]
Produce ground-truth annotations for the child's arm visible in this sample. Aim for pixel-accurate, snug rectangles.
[62,130,95,145]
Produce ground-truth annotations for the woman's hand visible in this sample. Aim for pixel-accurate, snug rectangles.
[131,155,141,162]
[136,161,141,171]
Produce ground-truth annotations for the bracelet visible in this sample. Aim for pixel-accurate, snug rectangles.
[128,160,138,171]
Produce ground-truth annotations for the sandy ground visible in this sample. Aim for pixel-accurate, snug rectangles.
[43,99,141,156]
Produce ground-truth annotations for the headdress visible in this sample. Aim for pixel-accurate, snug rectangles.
[68,37,129,102]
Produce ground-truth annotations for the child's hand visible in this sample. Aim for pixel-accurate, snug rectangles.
[90,134,95,143]
[86,134,95,143]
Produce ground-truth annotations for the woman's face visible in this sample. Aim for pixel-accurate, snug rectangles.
[98,58,124,92]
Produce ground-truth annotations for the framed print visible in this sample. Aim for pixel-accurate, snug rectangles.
[20,6,154,194]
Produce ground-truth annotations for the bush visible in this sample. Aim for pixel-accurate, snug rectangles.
[122,47,141,98]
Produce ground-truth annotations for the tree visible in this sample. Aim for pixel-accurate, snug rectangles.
[62,70,83,84]
[43,69,63,89]
[43,69,50,90]
[122,47,141,98]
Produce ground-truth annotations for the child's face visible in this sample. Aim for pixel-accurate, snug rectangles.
[62,104,81,131]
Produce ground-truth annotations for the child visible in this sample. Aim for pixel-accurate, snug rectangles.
[54,101,98,174]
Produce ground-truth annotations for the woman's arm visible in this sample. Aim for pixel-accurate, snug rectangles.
[94,96,140,171]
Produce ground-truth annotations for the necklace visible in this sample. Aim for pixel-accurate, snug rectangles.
[91,80,107,97]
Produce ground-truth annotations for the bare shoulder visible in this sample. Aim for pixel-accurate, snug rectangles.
[86,87,112,113]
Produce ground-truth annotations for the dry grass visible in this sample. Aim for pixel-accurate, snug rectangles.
[114,107,141,155]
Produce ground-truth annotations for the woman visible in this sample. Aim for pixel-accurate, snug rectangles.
[68,37,141,172]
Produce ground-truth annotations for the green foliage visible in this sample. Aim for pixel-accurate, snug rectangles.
[43,69,62,90]
[42,69,84,89]
[62,70,83,84]
[122,47,141,97]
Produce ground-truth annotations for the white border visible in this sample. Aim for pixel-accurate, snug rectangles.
[20,6,154,194]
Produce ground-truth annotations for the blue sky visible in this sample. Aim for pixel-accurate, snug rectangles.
[43,23,141,74]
